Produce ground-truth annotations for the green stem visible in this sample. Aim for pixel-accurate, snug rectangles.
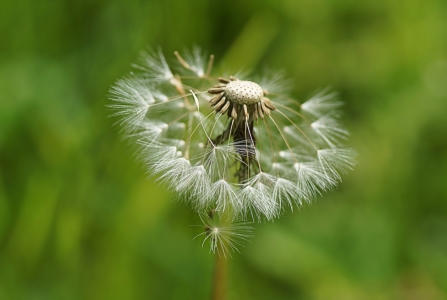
[211,250,227,300]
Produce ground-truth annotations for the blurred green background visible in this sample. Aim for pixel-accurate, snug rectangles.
[1,0,446,299]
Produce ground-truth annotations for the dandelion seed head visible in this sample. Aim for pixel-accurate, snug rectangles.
[109,47,356,223]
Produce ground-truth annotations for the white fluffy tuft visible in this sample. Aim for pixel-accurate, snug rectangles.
[109,48,356,224]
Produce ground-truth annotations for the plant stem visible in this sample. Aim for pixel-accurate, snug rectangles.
[211,250,227,300]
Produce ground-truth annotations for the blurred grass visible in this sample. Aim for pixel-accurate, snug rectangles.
[1,0,446,299]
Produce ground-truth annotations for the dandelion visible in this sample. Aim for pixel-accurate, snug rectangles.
[109,47,355,254]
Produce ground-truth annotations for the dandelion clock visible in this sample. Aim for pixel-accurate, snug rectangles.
[109,47,355,298]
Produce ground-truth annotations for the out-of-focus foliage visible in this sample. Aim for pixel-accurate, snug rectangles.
[0,0,446,299]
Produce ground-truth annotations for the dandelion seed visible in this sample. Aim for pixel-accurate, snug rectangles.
[194,212,254,257]
[301,88,343,117]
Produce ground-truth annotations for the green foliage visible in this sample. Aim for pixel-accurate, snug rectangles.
[1,0,446,299]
